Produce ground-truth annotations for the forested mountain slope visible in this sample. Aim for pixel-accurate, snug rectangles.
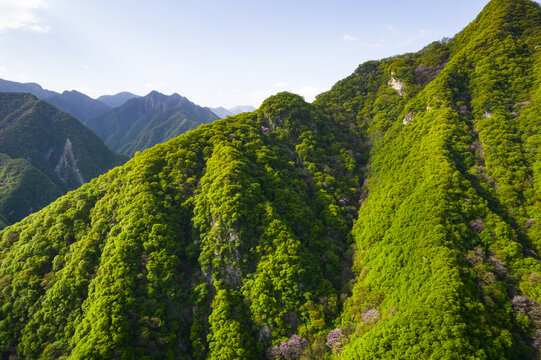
[0,0,540,359]
[0,93,127,227]
[314,0,541,357]
[85,91,220,156]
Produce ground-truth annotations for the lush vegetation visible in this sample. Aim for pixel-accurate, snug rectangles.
[84,91,220,156]
[0,0,540,358]
[0,93,126,228]
[0,154,60,226]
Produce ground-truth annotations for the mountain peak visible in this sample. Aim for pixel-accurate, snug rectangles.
[147,90,164,96]
[85,91,219,155]
[97,92,139,108]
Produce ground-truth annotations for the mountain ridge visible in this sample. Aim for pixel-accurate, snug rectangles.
[0,79,112,122]
[97,91,139,108]
[85,90,220,155]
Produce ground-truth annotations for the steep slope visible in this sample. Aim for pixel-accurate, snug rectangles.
[0,0,540,359]
[314,0,541,358]
[85,91,220,156]
[0,78,112,122]
[97,91,140,108]
[0,92,364,359]
[0,92,127,227]
[0,154,61,226]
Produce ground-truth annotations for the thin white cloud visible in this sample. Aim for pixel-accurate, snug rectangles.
[342,34,357,41]
[0,0,49,33]
[384,24,395,31]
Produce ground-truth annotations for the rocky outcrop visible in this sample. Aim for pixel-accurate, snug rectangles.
[54,138,84,186]
[389,73,405,96]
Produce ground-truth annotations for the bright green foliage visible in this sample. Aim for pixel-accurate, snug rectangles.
[0,91,363,359]
[1,0,541,359]
[314,0,541,358]
[0,92,127,228]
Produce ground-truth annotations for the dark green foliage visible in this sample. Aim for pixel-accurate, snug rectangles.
[0,0,541,359]
[84,91,220,156]
[0,153,61,225]
[0,92,127,227]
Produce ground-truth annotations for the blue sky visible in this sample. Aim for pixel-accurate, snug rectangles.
[0,0,494,107]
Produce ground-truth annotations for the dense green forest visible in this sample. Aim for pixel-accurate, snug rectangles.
[0,0,540,358]
[0,93,126,228]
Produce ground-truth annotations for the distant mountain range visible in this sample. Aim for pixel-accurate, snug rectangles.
[97,92,140,108]
[0,92,127,227]
[84,91,220,155]
[0,78,113,122]
[0,81,249,226]
[210,105,256,118]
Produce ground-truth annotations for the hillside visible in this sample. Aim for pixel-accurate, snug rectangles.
[85,91,220,156]
[0,154,61,227]
[0,0,540,359]
[0,93,127,227]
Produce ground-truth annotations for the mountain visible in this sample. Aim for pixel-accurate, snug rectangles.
[0,78,58,99]
[210,105,256,118]
[0,78,112,122]
[0,0,540,359]
[85,91,220,156]
[209,106,231,118]
[229,105,255,115]
[97,91,140,108]
[0,153,61,228]
[45,90,112,123]
[0,92,127,227]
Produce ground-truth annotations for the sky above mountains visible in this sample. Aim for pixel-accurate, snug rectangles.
[0,0,493,108]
